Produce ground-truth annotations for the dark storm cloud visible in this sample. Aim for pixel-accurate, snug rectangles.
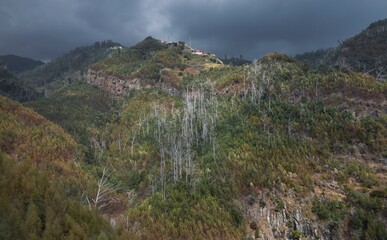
[165,0,387,59]
[1,0,386,61]
[0,0,157,61]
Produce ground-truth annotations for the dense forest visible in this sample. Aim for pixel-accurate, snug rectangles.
[0,19,386,240]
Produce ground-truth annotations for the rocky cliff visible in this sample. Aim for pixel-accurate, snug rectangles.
[244,188,343,240]
[87,69,150,97]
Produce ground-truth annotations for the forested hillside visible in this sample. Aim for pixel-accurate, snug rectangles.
[26,43,386,239]
[1,21,386,239]
[0,95,117,239]
[334,19,387,79]
[26,81,117,163]
[88,52,387,239]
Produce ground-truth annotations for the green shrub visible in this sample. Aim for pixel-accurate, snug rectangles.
[312,198,345,221]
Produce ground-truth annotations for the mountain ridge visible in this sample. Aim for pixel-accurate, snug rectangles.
[0,54,44,74]
[18,40,122,97]
[296,18,387,80]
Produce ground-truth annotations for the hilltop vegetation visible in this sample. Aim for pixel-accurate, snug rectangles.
[91,36,175,81]
[334,19,387,79]
[89,36,223,96]
[296,18,387,80]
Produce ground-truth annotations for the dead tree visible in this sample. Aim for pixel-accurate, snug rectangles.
[151,83,219,196]
[86,167,117,210]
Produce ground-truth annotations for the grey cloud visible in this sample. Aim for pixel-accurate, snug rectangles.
[0,0,147,60]
[0,0,386,61]
[165,0,387,59]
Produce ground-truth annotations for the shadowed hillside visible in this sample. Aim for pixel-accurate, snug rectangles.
[296,18,387,81]
[0,95,117,239]
[26,81,117,163]
[0,62,40,101]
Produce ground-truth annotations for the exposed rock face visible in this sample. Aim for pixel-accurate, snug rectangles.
[247,206,337,239]
[87,69,150,97]
[87,69,181,97]
[244,189,344,240]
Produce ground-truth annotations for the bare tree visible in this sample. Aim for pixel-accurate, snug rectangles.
[86,167,118,210]
[150,82,219,198]
[375,66,386,81]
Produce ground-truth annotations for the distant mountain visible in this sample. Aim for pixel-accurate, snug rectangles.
[0,62,40,101]
[0,54,44,74]
[19,40,122,96]
[296,18,387,80]
[221,55,252,66]
[294,48,336,69]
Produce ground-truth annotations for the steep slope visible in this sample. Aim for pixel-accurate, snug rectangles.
[88,36,223,97]
[0,95,116,239]
[0,54,44,74]
[296,18,387,80]
[0,95,77,164]
[26,81,116,163]
[82,49,386,239]
[19,40,122,96]
[334,19,387,77]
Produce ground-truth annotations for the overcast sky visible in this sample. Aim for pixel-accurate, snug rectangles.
[1,0,386,61]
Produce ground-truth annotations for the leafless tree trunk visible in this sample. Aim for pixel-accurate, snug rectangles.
[375,66,386,81]
[151,83,219,198]
[91,167,117,210]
